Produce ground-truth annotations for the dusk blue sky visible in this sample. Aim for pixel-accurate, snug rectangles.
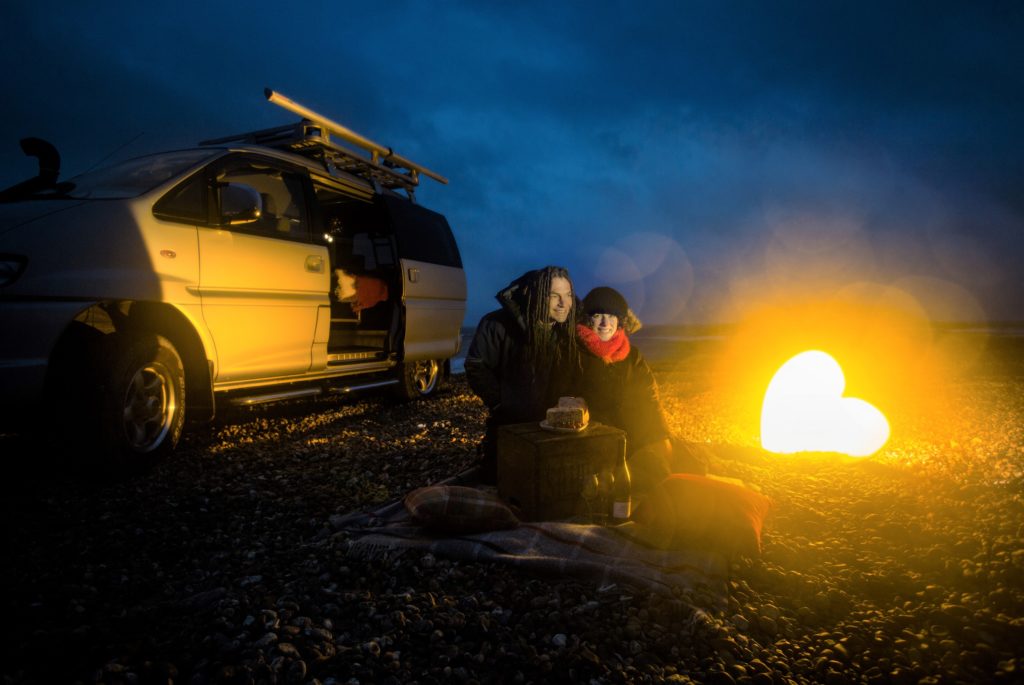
[2,1,1021,325]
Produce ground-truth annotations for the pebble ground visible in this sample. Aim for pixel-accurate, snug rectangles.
[3,330,1022,684]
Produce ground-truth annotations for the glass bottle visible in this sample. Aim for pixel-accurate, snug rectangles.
[581,473,600,522]
[611,453,632,523]
[596,467,614,525]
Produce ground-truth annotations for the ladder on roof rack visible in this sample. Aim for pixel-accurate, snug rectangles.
[199,88,448,193]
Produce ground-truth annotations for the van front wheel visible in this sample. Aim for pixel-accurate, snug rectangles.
[95,333,186,468]
[396,359,441,400]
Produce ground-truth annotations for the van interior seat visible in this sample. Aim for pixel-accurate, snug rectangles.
[258,192,293,235]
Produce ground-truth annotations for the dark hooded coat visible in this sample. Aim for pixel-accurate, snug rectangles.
[465,271,579,429]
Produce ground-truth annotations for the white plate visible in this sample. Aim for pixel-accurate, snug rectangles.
[539,420,587,433]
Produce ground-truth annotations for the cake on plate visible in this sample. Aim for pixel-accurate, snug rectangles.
[544,396,590,431]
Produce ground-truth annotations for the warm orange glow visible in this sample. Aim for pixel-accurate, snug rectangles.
[706,280,986,456]
[761,350,890,457]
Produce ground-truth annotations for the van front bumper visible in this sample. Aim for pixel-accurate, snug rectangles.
[0,298,88,414]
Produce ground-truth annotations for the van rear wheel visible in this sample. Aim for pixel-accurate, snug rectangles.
[396,359,441,400]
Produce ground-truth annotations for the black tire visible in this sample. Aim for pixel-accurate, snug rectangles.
[395,358,442,400]
[94,332,186,468]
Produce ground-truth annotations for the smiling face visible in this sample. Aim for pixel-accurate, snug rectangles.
[588,312,619,341]
[547,276,572,323]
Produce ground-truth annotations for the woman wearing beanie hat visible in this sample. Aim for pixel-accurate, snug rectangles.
[576,287,677,495]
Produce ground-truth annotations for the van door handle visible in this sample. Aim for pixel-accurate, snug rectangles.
[305,255,324,273]
[407,267,419,283]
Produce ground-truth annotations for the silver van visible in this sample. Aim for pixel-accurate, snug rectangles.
[0,90,466,467]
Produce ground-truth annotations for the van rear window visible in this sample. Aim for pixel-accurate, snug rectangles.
[381,195,462,268]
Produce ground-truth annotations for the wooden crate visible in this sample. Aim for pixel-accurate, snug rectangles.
[497,422,626,521]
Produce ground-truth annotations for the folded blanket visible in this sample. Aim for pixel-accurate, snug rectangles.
[331,481,730,627]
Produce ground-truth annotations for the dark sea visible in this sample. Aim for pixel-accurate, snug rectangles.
[450,321,1024,375]
[451,323,734,375]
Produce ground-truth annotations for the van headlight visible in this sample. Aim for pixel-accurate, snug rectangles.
[0,254,27,286]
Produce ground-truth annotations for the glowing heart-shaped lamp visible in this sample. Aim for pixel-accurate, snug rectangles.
[761,350,890,457]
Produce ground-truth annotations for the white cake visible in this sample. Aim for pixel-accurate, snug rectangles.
[545,396,590,430]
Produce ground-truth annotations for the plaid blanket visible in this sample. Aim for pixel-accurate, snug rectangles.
[332,474,730,631]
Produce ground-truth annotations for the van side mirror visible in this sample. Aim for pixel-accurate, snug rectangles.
[219,183,261,225]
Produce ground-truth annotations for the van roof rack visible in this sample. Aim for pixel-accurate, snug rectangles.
[199,88,448,194]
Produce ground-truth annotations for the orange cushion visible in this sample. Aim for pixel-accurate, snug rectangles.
[632,474,772,556]
[404,485,519,534]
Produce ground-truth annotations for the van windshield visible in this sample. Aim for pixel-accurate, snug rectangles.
[64,149,218,199]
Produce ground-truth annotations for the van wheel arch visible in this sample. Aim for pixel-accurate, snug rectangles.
[45,301,214,465]
[119,301,213,423]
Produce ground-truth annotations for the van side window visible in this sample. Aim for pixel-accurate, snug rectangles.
[217,160,310,241]
[315,184,393,273]
[153,172,207,224]
[381,195,462,268]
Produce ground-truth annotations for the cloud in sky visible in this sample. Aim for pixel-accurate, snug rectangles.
[2,0,1021,323]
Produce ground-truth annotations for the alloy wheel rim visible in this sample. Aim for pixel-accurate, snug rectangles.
[122,362,176,452]
[412,360,439,395]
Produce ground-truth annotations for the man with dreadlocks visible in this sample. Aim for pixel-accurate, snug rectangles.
[465,266,581,483]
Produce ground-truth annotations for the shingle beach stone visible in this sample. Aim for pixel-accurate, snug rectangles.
[4,331,1023,684]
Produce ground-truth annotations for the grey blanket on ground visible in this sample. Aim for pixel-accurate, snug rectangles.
[332,494,730,632]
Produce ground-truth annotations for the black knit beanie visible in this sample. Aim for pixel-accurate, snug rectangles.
[583,287,628,320]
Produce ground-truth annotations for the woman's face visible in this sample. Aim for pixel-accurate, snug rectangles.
[588,312,619,342]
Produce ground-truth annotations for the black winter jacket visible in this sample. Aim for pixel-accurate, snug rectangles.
[465,278,578,427]
[578,343,670,452]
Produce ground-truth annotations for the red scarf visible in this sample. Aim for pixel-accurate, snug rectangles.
[577,324,630,363]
